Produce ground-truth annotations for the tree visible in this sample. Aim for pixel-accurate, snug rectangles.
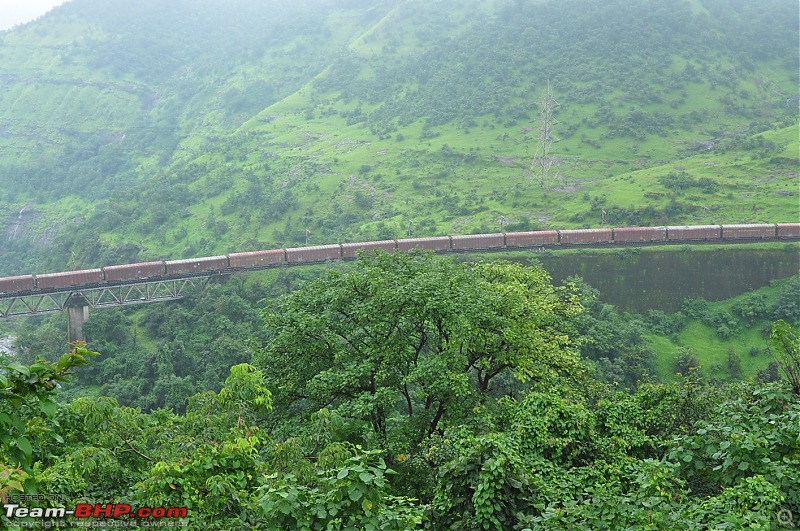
[259,448,424,530]
[769,320,800,395]
[256,252,584,453]
[0,343,97,496]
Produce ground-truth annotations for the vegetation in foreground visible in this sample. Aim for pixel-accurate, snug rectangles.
[1,253,798,529]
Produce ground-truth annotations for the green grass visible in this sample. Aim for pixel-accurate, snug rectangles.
[650,321,771,382]
[649,275,796,382]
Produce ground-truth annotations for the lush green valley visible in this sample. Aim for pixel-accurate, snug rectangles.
[1,0,799,527]
[0,0,797,276]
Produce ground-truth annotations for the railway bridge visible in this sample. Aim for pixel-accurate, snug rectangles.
[1,223,798,340]
[0,275,213,341]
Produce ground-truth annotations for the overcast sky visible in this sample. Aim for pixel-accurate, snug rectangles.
[0,0,67,31]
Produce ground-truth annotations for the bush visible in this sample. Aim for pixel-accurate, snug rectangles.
[646,310,687,335]
[682,298,709,319]
[432,433,536,529]
[731,293,768,323]
[674,348,700,375]
[771,276,800,323]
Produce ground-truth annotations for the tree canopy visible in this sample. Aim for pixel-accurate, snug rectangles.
[256,252,585,452]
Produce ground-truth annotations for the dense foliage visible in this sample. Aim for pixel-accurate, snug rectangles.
[2,255,798,529]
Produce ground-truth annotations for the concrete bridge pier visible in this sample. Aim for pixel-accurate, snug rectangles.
[67,297,90,342]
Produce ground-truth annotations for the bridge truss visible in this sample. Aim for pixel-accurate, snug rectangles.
[0,276,212,318]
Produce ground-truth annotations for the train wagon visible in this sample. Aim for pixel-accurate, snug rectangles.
[164,256,229,276]
[103,261,166,282]
[559,228,613,245]
[228,249,286,269]
[666,225,721,241]
[0,275,35,295]
[396,236,452,252]
[36,269,104,290]
[341,240,397,259]
[505,230,559,247]
[721,224,776,239]
[613,226,667,243]
[285,244,342,263]
[450,233,505,251]
[776,223,800,239]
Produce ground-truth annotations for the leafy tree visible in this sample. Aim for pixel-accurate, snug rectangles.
[258,448,424,530]
[731,293,769,324]
[771,275,800,324]
[727,347,742,380]
[132,364,272,525]
[0,343,97,531]
[0,343,97,477]
[256,252,584,454]
[673,347,700,375]
[769,320,800,395]
[668,382,800,514]
[431,433,535,530]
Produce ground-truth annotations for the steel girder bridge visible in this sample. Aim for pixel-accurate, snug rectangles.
[0,276,212,341]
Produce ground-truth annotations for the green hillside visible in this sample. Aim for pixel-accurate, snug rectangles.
[0,0,797,275]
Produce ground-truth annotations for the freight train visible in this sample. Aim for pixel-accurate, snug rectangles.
[1,223,798,296]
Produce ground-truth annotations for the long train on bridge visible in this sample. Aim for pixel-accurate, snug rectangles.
[1,223,798,296]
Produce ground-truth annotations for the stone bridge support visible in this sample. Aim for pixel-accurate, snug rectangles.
[67,300,90,342]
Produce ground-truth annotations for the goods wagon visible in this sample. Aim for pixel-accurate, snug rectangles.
[777,223,800,239]
[228,249,285,269]
[613,226,667,243]
[103,261,166,282]
[396,236,452,252]
[505,230,559,247]
[451,233,505,251]
[721,224,775,239]
[36,269,104,290]
[666,225,721,241]
[559,228,613,245]
[0,275,35,294]
[165,256,229,276]
[285,245,342,263]
[341,240,396,259]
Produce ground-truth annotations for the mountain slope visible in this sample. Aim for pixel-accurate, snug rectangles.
[0,0,797,275]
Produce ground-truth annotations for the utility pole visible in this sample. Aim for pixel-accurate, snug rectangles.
[529,80,562,189]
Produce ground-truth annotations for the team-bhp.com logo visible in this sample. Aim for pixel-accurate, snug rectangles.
[4,502,187,525]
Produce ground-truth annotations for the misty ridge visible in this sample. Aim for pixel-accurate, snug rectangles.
[0,0,796,275]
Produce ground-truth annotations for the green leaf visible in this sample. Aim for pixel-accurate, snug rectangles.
[337,468,349,479]
[39,398,57,418]
[348,485,363,502]
[7,362,30,377]
[738,461,749,471]
[15,435,32,457]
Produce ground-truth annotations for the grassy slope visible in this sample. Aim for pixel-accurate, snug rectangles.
[649,276,794,382]
[0,0,796,274]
